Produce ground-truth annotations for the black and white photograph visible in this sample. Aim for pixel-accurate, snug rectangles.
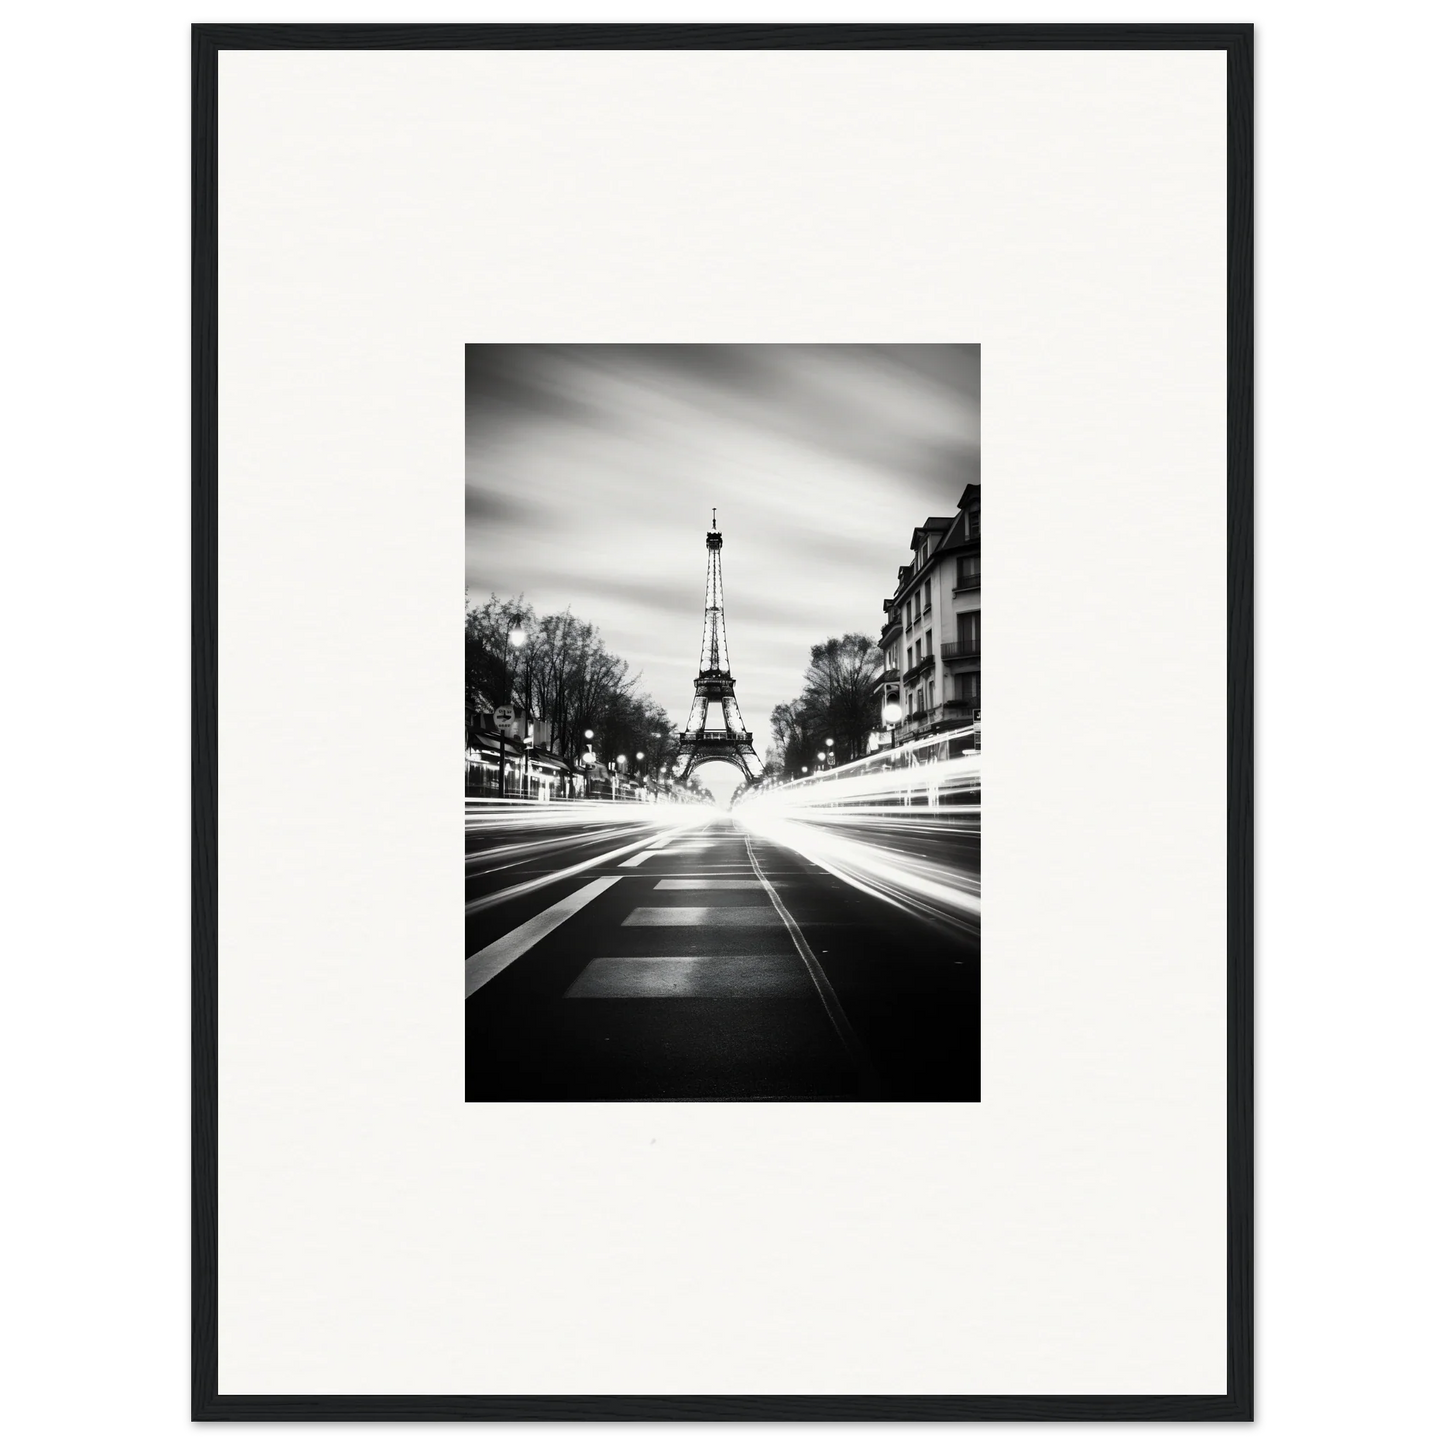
[465,345,982,1101]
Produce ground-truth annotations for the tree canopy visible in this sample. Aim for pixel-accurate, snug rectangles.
[466,596,675,773]
[768,633,882,776]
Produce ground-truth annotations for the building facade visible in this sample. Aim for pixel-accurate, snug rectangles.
[875,482,980,744]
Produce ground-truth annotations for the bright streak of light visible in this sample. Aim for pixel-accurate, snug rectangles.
[465,799,725,913]
[740,731,980,816]
[733,727,980,933]
[468,797,716,843]
[736,809,979,934]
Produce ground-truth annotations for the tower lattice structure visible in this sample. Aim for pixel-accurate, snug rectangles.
[673,512,763,784]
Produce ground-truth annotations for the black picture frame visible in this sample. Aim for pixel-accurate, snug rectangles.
[193,22,1252,1423]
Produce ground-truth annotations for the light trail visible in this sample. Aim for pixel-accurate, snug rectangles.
[465,797,710,835]
[464,799,724,913]
[465,798,713,876]
[733,727,980,934]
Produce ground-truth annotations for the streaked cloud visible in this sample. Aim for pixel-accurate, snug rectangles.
[466,345,979,745]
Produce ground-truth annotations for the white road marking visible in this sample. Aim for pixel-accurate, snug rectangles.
[742,832,876,1090]
[653,878,765,890]
[465,877,620,997]
[618,849,668,868]
[621,906,781,927]
[565,954,811,999]
[465,829,696,914]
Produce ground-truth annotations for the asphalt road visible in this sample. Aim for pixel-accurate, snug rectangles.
[465,809,979,1102]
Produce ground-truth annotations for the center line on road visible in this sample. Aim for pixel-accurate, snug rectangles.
[465,877,620,998]
[742,832,877,1092]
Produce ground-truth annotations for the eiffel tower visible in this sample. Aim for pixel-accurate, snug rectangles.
[673,511,764,784]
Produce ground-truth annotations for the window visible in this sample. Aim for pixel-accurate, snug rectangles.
[907,644,914,669]
[958,611,980,654]
[927,680,935,709]
[957,672,980,704]
[925,629,932,657]
[956,554,979,588]
[924,578,932,610]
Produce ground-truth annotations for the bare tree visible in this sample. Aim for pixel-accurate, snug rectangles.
[466,596,676,771]
[769,633,882,773]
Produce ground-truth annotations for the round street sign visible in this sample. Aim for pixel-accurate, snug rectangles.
[493,705,514,726]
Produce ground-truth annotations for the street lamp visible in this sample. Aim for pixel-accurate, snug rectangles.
[576,728,595,787]
[496,616,528,798]
[882,700,903,753]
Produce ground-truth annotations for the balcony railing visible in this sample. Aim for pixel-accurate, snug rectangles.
[898,706,945,734]
[902,654,936,685]
[941,641,981,662]
[953,572,981,592]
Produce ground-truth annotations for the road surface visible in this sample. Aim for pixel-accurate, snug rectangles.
[465,806,979,1101]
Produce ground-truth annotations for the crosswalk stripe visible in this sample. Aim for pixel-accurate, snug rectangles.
[653,878,765,890]
[465,877,620,997]
[622,906,780,927]
[618,849,668,868]
[565,954,811,999]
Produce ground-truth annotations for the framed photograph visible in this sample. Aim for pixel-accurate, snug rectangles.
[194,23,1252,1422]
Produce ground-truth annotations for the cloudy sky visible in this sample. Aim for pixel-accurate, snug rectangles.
[466,345,979,775]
